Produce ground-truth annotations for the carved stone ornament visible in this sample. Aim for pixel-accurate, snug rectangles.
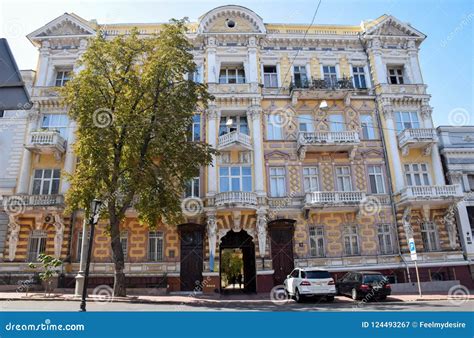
[53,213,65,258]
[7,215,20,262]
[256,211,267,258]
[402,207,413,239]
[444,205,458,250]
[206,213,217,270]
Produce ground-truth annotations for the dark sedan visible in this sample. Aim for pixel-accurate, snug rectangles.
[336,271,391,300]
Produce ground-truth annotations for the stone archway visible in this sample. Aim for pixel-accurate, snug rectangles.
[219,229,256,293]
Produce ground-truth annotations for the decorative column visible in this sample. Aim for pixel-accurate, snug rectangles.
[206,37,217,84]
[60,121,77,194]
[256,209,267,258]
[422,104,445,185]
[370,38,386,84]
[247,37,258,89]
[407,40,423,84]
[248,106,265,196]
[36,41,50,86]
[381,101,404,192]
[53,213,65,258]
[17,112,39,194]
[7,215,20,262]
[206,106,219,196]
[206,211,217,272]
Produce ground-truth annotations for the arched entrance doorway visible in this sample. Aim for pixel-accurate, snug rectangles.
[269,219,295,286]
[178,223,204,291]
[219,230,256,293]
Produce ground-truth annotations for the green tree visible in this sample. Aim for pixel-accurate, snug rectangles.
[62,19,216,297]
[28,254,63,297]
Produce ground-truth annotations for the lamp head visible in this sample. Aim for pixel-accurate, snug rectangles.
[319,100,328,109]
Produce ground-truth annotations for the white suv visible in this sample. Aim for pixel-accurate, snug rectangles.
[284,268,336,303]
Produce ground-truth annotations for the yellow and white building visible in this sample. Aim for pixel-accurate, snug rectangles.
[0,5,471,292]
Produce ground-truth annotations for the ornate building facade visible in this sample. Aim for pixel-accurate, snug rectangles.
[1,5,471,292]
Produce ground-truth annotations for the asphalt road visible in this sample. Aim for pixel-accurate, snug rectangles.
[1,299,472,312]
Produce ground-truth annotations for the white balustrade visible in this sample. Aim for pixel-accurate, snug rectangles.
[305,191,365,205]
[400,185,463,200]
[298,131,360,146]
[398,128,436,147]
[217,131,252,149]
[27,131,66,153]
[9,194,64,206]
[214,191,257,206]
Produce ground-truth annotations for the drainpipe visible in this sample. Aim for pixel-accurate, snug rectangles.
[358,33,411,283]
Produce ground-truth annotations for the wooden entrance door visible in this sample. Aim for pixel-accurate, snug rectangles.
[179,224,204,291]
[269,220,295,286]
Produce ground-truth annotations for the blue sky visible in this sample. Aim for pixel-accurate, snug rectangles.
[1,0,472,126]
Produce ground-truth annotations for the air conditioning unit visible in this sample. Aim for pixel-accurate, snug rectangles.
[44,214,54,224]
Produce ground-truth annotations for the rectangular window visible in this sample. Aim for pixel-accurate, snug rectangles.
[468,175,474,191]
[293,65,308,88]
[185,177,200,197]
[298,114,314,132]
[328,114,345,132]
[263,65,278,88]
[219,67,245,84]
[41,114,69,138]
[269,167,286,197]
[219,116,249,136]
[404,163,430,186]
[219,166,252,192]
[55,70,71,87]
[323,65,337,87]
[120,231,128,261]
[360,114,376,139]
[303,167,320,192]
[395,112,420,133]
[377,224,393,254]
[267,114,283,140]
[28,230,47,262]
[421,222,439,251]
[343,225,360,255]
[148,231,164,261]
[352,66,367,89]
[188,66,202,83]
[190,115,201,141]
[335,166,352,191]
[32,169,61,195]
[368,165,386,194]
[388,67,404,84]
[309,226,325,257]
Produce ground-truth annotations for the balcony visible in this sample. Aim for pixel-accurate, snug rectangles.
[208,83,258,95]
[213,191,258,209]
[8,194,64,208]
[297,131,360,160]
[304,191,366,211]
[31,86,60,98]
[397,128,437,156]
[25,131,66,159]
[217,131,252,151]
[290,77,365,101]
[398,185,463,207]
[375,83,427,96]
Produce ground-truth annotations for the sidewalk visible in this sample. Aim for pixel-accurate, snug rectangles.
[1,291,472,305]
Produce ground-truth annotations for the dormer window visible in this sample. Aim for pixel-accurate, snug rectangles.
[219,66,245,84]
[387,66,404,84]
[55,70,71,87]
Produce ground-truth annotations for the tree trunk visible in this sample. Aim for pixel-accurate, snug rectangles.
[110,215,127,297]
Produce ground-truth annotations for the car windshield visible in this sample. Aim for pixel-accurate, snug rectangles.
[305,271,331,279]
[363,275,386,283]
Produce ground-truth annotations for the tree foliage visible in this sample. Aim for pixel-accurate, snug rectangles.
[61,19,216,296]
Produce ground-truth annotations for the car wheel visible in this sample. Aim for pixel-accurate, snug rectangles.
[326,295,335,302]
[295,289,303,303]
[351,288,359,301]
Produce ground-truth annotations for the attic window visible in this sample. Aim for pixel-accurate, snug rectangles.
[226,19,236,28]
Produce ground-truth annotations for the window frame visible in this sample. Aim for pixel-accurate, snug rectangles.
[293,65,309,88]
[298,114,314,132]
[31,169,61,195]
[387,66,405,84]
[360,114,376,140]
[303,167,320,193]
[27,230,47,262]
[266,114,283,140]
[41,114,69,139]
[368,165,386,194]
[120,231,128,261]
[404,163,431,187]
[269,167,287,197]
[421,222,439,252]
[335,166,352,192]
[219,115,249,136]
[148,231,164,261]
[343,225,360,256]
[328,113,346,132]
[263,65,278,88]
[395,112,420,133]
[377,224,394,255]
[309,225,325,257]
[219,166,252,192]
[352,66,367,89]
[323,65,338,87]
[55,70,71,87]
[219,66,246,84]
[185,176,200,197]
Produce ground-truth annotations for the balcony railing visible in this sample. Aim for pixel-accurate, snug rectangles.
[8,194,64,207]
[297,131,360,159]
[31,86,60,98]
[214,191,258,207]
[376,83,427,95]
[305,191,366,206]
[25,131,66,155]
[399,185,463,201]
[218,131,252,150]
[290,77,356,91]
[398,128,437,151]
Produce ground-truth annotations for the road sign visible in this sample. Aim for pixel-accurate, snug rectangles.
[408,237,417,261]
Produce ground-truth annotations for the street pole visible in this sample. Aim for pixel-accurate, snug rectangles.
[79,199,102,312]
[414,260,422,298]
[74,218,88,297]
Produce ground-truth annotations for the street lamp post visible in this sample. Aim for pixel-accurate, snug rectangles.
[79,199,102,312]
